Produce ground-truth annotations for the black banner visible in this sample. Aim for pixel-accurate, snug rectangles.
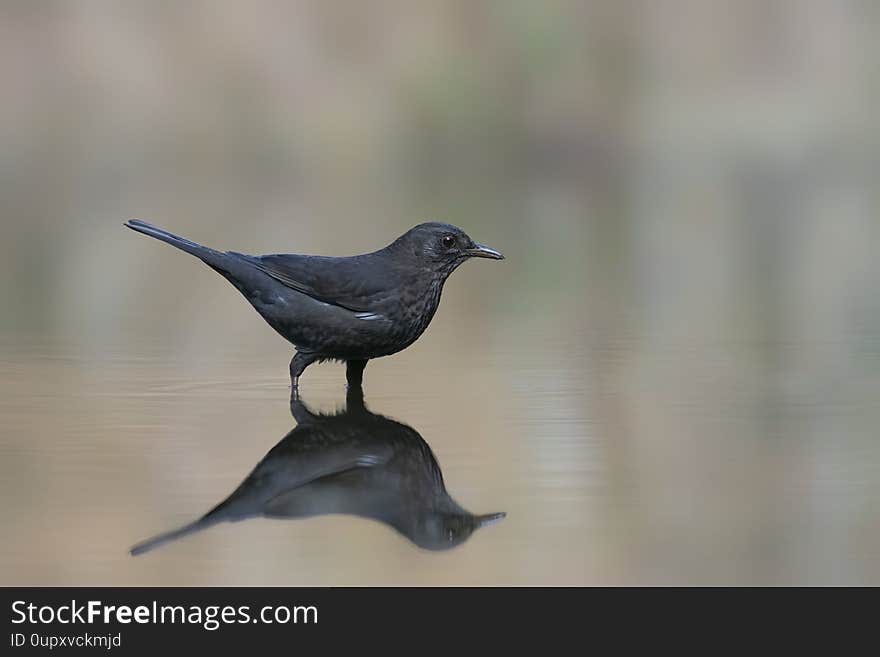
[5,586,861,652]
[2,587,598,650]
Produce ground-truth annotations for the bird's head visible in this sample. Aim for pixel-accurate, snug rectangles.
[410,510,507,551]
[392,222,504,275]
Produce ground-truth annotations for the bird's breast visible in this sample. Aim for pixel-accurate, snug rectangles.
[388,278,444,350]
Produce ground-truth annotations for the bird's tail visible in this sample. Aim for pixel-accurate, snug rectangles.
[129,516,219,556]
[124,219,224,264]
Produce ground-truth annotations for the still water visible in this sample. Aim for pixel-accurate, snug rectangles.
[1,322,878,586]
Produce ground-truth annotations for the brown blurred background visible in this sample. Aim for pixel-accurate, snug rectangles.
[1,1,879,585]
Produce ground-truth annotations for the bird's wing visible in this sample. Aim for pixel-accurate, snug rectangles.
[230,252,394,313]
[214,427,395,516]
[259,439,396,516]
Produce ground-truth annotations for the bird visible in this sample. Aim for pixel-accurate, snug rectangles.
[130,385,505,555]
[125,219,503,388]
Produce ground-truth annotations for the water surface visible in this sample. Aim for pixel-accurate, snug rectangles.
[2,326,878,585]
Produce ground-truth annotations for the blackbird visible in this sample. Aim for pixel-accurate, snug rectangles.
[130,386,505,554]
[125,219,503,387]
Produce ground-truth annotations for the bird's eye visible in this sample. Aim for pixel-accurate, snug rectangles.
[441,235,456,249]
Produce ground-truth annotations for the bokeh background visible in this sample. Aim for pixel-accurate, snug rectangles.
[1,0,879,585]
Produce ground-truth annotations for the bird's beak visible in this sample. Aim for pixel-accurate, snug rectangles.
[466,243,505,260]
[476,512,507,528]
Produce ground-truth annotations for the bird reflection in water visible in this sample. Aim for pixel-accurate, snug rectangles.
[131,386,505,555]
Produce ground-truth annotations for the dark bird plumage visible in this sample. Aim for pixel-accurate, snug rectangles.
[125,219,503,387]
[130,387,505,555]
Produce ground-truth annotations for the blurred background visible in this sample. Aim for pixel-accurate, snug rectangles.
[1,0,879,585]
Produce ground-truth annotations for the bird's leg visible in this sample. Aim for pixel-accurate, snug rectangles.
[289,352,318,392]
[289,392,319,423]
[345,383,367,414]
[346,359,368,388]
